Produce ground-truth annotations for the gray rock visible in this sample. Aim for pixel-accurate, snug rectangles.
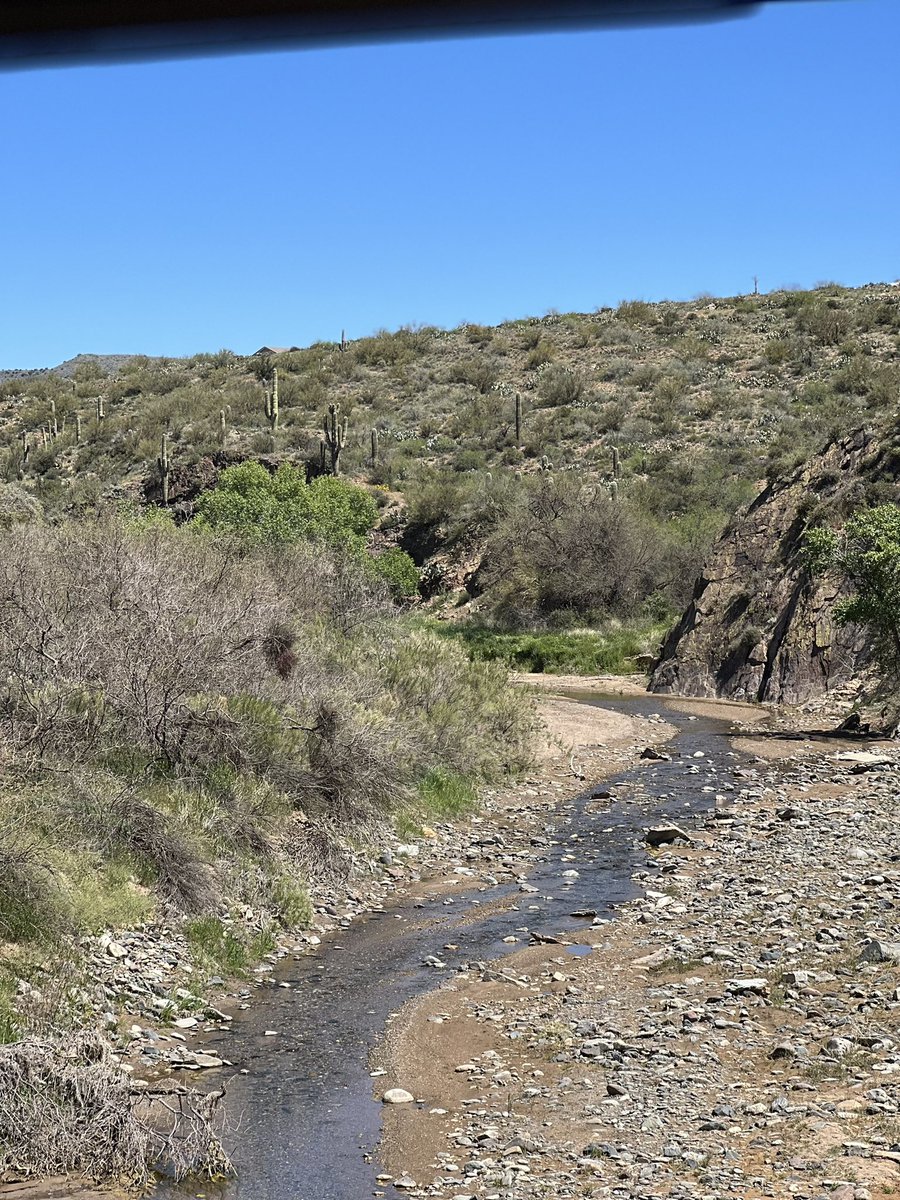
[859,938,900,964]
[644,825,692,847]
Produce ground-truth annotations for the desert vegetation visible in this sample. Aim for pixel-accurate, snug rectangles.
[2,282,896,669]
[0,281,897,1184]
[0,509,534,1179]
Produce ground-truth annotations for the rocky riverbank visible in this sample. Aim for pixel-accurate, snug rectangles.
[15,679,678,1200]
[376,689,900,1200]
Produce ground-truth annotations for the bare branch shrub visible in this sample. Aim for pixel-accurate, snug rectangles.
[0,1032,231,1184]
[0,827,64,943]
[481,474,663,627]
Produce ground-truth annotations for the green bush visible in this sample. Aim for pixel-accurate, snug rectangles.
[537,365,588,407]
[371,547,420,598]
[192,461,377,549]
[805,503,900,681]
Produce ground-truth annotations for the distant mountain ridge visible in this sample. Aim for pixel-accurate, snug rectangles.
[0,353,158,384]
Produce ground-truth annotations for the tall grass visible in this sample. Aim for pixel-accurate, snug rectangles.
[433,620,664,675]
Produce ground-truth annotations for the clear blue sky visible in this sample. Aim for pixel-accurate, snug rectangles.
[1,0,897,366]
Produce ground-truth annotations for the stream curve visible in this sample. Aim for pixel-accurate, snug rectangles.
[155,691,745,1200]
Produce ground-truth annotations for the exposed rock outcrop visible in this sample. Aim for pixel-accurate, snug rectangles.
[651,426,900,703]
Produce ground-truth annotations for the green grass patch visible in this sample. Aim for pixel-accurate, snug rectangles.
[184,916,275,977]
[418,768,478,821]
[0,976,19,1043]
[432,620,665,675]
[395,768,480,838]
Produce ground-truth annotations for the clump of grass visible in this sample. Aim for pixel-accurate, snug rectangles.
[434,621,663,675]
[266,874,312,929]
[0,978,19,1044]
[418,768,478,821]
[184,917,256,976]
[184,915,278,978]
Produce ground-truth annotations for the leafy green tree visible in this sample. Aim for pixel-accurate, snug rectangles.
[805,503,900,680]
[192,462,377,550]
[370,547,420,598]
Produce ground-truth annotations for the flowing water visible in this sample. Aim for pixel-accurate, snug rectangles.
[155,692,743,1200]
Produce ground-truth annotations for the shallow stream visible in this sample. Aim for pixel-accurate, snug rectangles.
[155,691,743,1200]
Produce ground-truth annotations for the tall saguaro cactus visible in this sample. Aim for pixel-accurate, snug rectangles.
[96,396,105,421]
[264,368,280,432]
[49,399,59,438]
[515,392,522,447]
[370,427,379,467]
[75,414,82,444]
[219,408,228,443]
[324,403,348,475]
[158,431,171,505]
[611,446,621,478]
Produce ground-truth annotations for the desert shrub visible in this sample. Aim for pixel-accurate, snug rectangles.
[192,461,377,549]
[796,298,851,346]
[525,339,554,369]
[449,356,500,394]
[480,475,664,626]
[0,517,534,953]
[353,326,434,368]
[370,547,420,598]
[465,324,495,345]
[537,365,589,407]
[0,482,42,527]
[0,1031,231,1183]
[617,299,655,325]
[383,632,535,780]
[628,364,661,392]
[0,832,65,943]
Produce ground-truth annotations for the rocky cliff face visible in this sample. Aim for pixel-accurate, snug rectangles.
[650,427,900,704]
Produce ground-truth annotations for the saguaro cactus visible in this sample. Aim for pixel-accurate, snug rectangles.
[612,446,621,478]
[610,479,619,502]
[96,396,105,421]
[324,403,348,475]
[340,330,348,353]
[158,431,171,505]
[219,408,228,443]
[49,399,59,438]
[515,393,522,446]
[370,427,379,467]
[20,430,29,462]
[264,368,280,432]
[75,414,82,444]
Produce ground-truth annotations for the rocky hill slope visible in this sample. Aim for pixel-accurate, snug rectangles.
[650,424,900,704]
[1,282,897,633]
